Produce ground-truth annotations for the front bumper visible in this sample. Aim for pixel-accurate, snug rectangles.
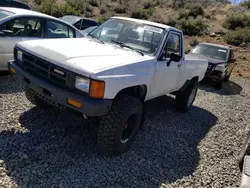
[204,70,225,82]
[8,60,113,117]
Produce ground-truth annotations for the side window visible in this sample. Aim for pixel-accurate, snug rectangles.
[46,20,74,38]
[165,33,181,57]
[1,17,42,37]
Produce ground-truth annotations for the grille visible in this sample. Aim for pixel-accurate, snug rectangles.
[21,52,70,89]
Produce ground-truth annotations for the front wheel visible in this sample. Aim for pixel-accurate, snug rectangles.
[176,82,198,112]
[97,94,143,155]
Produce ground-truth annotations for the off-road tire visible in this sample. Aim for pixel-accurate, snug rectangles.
[97,94,143,155]
[24,86,49,108]
[176,82,198,113]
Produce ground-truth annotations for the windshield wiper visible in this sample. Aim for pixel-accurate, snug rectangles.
[87,33,104,44]
[111,39,144,56]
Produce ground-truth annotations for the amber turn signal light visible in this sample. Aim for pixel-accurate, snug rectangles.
[67,98,82,108]
[90,80,105,99]
[10,67,16,74]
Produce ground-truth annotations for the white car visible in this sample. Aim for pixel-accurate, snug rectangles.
[0,7,84,71]
[8,17,208,155]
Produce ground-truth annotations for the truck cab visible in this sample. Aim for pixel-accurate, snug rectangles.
[8,17,208,155]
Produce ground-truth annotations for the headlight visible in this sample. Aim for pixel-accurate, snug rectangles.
[215,64,226,72]
[17,50,23,62]
[75,76,90,93]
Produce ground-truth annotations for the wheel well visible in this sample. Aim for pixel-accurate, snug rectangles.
[191,76,199,83]
[116,85,147,102]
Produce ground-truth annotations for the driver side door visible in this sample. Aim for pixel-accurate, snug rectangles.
[0,16,43,70]
[151,31,183,97]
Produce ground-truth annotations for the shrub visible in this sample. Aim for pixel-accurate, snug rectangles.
[66,0,86,14]
[60,3,80,16]
[85,11,94,17]
[151,12,166,24]
[178,9,189,19]
[176,17,208,36]
[165,15,177,27]
[184,3,204,18]
[114,5,126,14]
[224,28,250,46]
[34,0,42,5]
[130,7,154,20]
[38,0,55,15]
[171,0,185,8]
[98,13,113,24]
[241,0,250,9]
[88,0,98,7]
[222,13,250,30]
[100,4,108,14]
[144,1,153,9]
[86,5,94,12]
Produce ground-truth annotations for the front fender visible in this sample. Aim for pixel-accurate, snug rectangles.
[91,63,155,99]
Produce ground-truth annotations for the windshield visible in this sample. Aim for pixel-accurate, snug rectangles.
[87,18,165,55]
[0,10,14,21]
[190,44,229,61]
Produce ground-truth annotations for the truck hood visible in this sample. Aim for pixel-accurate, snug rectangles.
[16,38,153,76]
[188,53,226,64]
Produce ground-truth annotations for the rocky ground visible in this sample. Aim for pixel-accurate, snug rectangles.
[0,73,249,188]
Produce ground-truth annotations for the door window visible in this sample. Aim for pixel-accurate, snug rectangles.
[165,33,181,57]
[1,17,42,37]
[46,20,74,38]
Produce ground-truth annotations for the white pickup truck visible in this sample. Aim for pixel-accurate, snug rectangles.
[8,17,208,155]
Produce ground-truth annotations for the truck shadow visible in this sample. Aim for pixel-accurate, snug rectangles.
[198,80,242,96]
[0,95,217,187]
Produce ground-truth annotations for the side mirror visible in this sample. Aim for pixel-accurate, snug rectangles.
[166,53,181,66]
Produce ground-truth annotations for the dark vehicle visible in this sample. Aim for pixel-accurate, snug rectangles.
[188,42,236,89]
[238,129,250,187]
[0,0,31,10]
[59,15,98,30]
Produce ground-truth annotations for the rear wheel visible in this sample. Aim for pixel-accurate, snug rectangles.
[176,82,198,112]
[24,86,49,108]
[97,94,143,155]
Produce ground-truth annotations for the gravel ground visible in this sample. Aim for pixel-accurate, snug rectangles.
[0,73,249,188]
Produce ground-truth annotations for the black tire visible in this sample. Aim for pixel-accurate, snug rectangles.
[24,86,49,108]
[97,94,143,155]
[238,130,250,172]
[176,82,198,113]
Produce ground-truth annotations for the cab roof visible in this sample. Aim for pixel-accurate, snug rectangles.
[199,42,232,49]
[111,16,180,32]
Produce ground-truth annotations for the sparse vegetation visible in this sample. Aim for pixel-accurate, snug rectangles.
[222,13,250,30]
[224,28,250,46]
[176,17,208,35]
[25,0,250,45]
